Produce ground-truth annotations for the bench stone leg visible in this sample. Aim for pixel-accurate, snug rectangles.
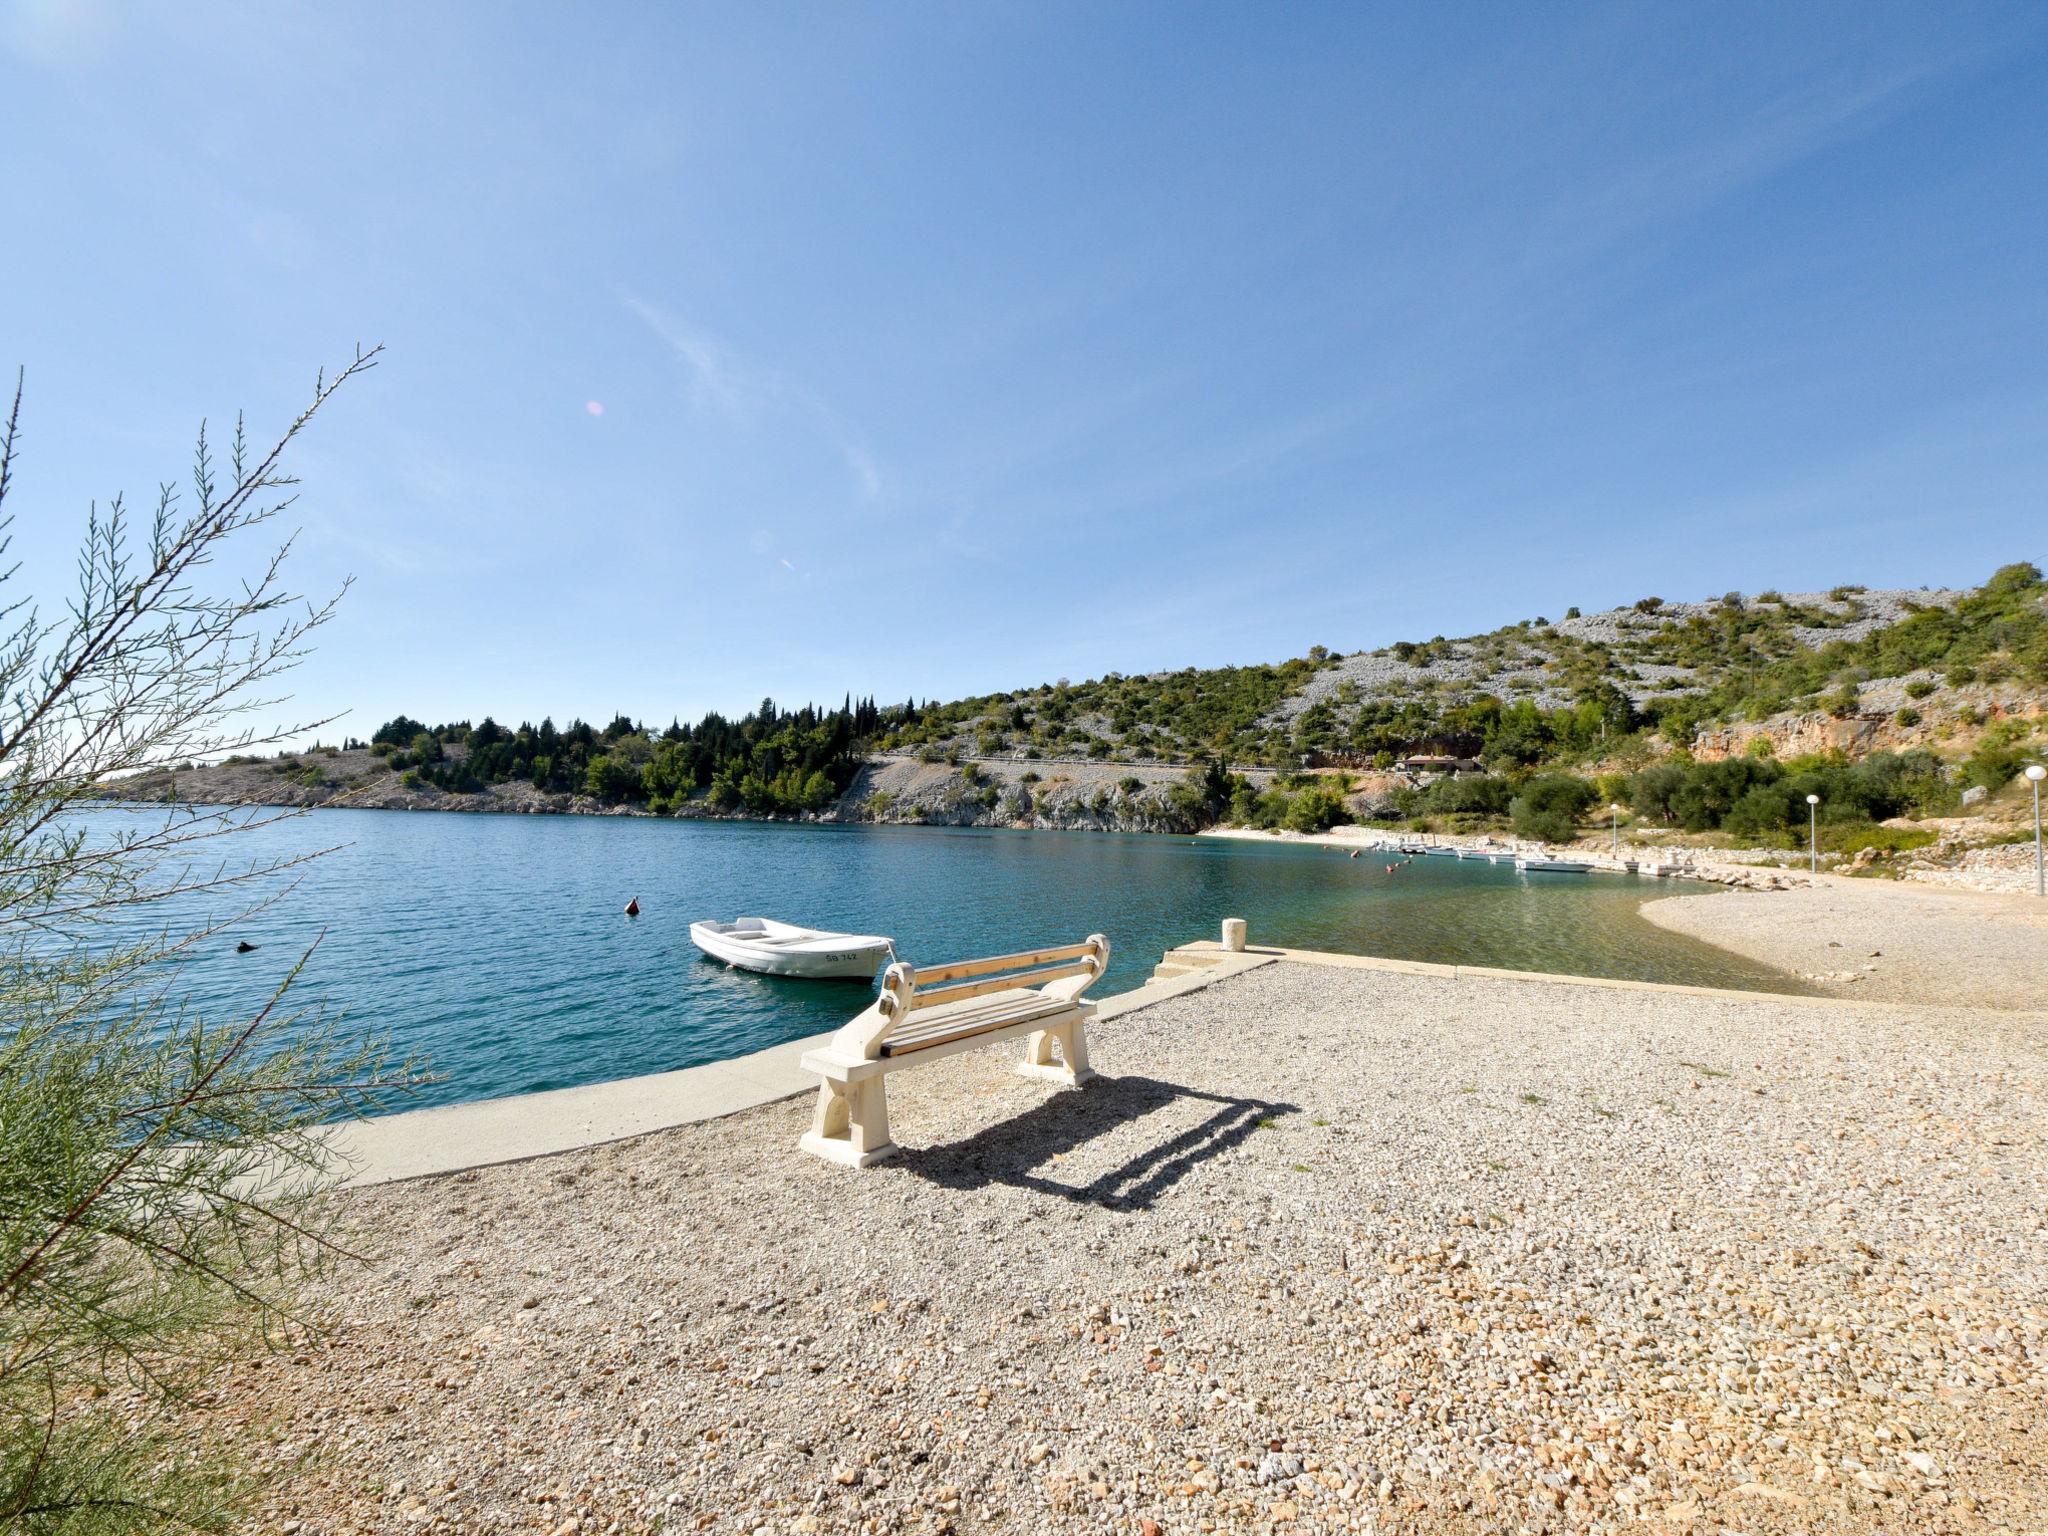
[799,1076,898,1168]
[1018,1020,1095,1086]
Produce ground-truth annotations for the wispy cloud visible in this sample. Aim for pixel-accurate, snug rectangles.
[993,57,1976,542]
[1516,62,1954,281]
[621,292,881,502]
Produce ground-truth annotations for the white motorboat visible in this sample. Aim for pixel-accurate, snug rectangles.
[689,917,894,980]
[1515,856,1595,874]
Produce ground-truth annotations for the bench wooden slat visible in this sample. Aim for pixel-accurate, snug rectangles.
[876,990,1074,1057]
[909,942,1095,986]
[905,960,1094,1013]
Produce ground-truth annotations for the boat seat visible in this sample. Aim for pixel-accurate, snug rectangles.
[798,934,1110,1168]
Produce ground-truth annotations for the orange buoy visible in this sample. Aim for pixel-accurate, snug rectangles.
[624,897,640,917]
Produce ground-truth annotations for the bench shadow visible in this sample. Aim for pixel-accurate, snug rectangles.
[898,1075,1298,1212]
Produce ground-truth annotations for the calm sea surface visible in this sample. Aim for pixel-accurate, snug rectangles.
[86,809,1798,1109]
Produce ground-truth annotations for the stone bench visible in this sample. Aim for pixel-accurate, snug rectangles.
[798,934,1110,1167]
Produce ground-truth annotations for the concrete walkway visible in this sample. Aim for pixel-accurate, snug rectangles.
[328,949,1276,1187]
[334,926,2001,1190]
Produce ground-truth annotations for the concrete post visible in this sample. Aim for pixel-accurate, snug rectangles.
[1221,917,1248,953]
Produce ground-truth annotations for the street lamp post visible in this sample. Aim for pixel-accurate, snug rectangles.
[1806,793,1821,874]
[1610,803,1622,857]
[2027,765,2046,898]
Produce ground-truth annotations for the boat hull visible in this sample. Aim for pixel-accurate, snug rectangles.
[689,919,893,980]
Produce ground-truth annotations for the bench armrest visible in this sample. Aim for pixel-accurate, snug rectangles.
[826,961,916,1061]
[1039,933,1110,1003]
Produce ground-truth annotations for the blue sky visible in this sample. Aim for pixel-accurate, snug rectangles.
[4,2,2045,736]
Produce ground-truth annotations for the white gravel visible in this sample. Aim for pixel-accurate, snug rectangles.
[215,959,2047,1535]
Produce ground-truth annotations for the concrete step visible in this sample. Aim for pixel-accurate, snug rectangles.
[1150,950,1230,984]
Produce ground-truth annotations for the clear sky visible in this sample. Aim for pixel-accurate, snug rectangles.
[4,2,2045,737]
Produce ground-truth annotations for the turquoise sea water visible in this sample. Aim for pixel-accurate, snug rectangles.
[89,809,1797,1110]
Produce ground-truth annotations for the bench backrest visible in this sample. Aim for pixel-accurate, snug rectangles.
[831,933,1110,1060]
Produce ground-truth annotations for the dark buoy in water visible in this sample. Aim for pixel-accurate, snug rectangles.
[235,940,257,953]
[624,896,641,917]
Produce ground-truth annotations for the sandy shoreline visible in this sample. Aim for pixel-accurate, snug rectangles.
[1640,879,2048,1010]
[1196,825,1802,889]
[217,953,2045,1535]
[1205,826,2048,1010]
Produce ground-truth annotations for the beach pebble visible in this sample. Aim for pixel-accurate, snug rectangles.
[207,959,2048,1535]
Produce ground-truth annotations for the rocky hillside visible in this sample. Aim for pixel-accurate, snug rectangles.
[107,744,1263,835]
[1267,588,1968,723]
[886,569,2042,772]
[110,747,628,818]
[106,564,2044,839]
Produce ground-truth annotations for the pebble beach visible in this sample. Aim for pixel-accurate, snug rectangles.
[1641,879,2048,1009]
[215,951,2045,1536]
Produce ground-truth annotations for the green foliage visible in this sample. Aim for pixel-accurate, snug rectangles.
[1824,823,1938,856]
[1685,564,2043,729]
[1411,774,1513,818]
[1283,782,1353,833]
[373,697,879,818]
[1222,773,1350,833]
[1509,773,1595,842]
[371,714,427,746]
[583,752,639,800]
[884,653,1329,766]
[1158,760,1239,832]
[1963,727,2035,792]
[0,357,419,1529]
[858,563,2041,780]
[1624,749,1958,837]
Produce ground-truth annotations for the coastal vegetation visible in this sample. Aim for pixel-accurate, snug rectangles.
[111,562,2044,852]
[1379,747,1980,850]
[0,360,414,1529]
[370,698,885,816]
[878,655,1334,765]
[900,564,2041,769]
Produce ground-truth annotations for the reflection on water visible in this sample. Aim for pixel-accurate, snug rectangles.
[76,810,1799,1109]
